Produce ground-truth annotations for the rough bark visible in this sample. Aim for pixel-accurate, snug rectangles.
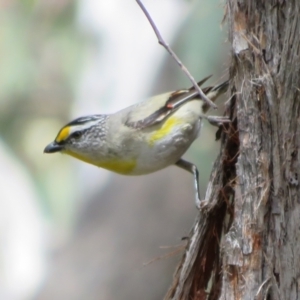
[165,0,300,299]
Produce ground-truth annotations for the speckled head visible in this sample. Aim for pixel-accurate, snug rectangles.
[44,114,109,157]
[44,114,137,174]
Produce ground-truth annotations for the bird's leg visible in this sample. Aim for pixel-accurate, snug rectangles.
[175,159,201,209]
[203,115,231,127]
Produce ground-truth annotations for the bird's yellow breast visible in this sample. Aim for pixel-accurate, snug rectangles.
[63,150,136,174]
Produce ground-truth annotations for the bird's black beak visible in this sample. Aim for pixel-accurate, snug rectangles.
[44,141,63,153]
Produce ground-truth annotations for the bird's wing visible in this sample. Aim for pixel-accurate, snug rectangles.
[125,76,216,130]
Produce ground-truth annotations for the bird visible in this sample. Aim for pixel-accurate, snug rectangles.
[44,76,229,208]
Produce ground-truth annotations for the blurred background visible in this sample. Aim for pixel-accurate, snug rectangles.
[0,0,229,299]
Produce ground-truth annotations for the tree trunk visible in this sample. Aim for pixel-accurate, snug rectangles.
[165,0,300,299]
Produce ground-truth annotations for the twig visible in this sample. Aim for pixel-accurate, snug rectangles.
[136,0,217,109]
[143,243,186,267]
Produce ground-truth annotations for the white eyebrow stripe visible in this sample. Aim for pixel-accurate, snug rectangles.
[68,120,100,134]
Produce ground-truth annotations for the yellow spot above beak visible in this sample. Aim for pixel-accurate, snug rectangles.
[55,126,70,143]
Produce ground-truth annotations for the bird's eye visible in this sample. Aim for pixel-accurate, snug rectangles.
[72,131,82,139]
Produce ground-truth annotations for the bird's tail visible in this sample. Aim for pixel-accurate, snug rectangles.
[200,79,229,113]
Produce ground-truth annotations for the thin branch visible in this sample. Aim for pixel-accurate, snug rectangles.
[136,0,217,109]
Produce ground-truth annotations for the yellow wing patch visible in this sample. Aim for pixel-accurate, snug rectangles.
[63,150,136,175]
[148,116,183,147]
[55,126,70,143]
